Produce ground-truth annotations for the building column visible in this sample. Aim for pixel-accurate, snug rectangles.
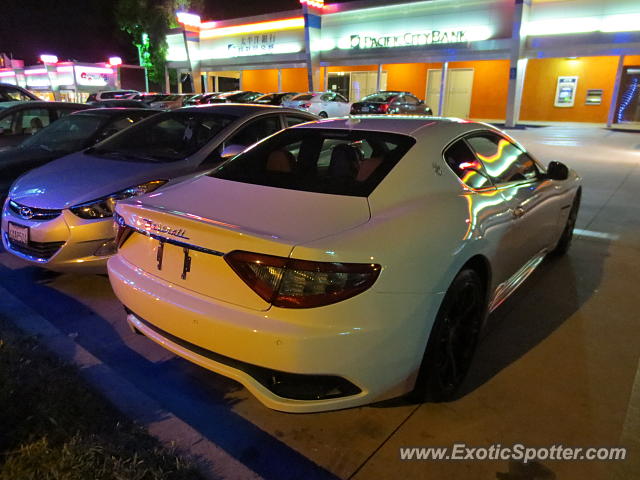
[505,0,531,128]
[302,3,323,91]
[607,55,626,127]
[438,62,448,116]
[376,64,382,91]
[278,69,282,92]
[164,66,170,93]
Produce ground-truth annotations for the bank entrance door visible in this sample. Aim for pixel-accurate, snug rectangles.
[426,68,474,118]
[327,71,387,102]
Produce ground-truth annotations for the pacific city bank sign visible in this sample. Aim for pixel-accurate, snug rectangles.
[350,29,467,49]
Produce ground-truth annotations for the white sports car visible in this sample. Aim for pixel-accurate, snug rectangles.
[107,116,581,413]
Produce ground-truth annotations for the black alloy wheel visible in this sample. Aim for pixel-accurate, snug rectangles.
[551,190,581,256]
[413,268,485,402]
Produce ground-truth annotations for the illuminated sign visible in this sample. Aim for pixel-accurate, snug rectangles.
[75,66,113,86]
[350,30,467,49]
[343,26,493,50]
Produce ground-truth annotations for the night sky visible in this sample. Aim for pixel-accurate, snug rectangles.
[0,0,335,66]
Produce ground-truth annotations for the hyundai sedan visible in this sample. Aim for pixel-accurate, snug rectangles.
[2,105,317,272]
[0,108,158,200]
[106,116,581,413]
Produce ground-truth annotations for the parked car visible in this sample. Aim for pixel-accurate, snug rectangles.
[90,99,150,108]
[252,92,299,106]
[0,108,159,200]
[0,83,40,102]
[87,90,140,103]
[132,93,166,105]
[208,91,263,104]
[184,93,221,106]
[350,91,433,115]
[1,105,317,272]
[283,92,351,118]
[105,117,581,413]
[149,94,194,110]
[0,101,90,151]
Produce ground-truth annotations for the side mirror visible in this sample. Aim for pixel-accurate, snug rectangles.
[547,161,569,181]
[220,144,245,159]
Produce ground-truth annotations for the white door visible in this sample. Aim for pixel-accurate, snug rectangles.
[425,68,474,118]
[426,69,442,115]
[350,71,388,102]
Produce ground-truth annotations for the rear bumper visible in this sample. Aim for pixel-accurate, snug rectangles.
[108,253,443,413]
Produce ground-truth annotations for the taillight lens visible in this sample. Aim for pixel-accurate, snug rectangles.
[379,103,389,113]
[225,251,381,308]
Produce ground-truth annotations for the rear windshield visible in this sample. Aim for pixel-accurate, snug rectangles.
[361,93,399,102]
[291,94,314,101]
[209,128,415,197]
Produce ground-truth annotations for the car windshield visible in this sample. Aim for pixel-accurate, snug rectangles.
[209,128,415,197]
[20,114,104,152]
[362,92,399,102]
[90,111,237,162]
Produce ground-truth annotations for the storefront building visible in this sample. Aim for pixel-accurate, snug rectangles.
[0,57,146,103]
[167,0,640,126]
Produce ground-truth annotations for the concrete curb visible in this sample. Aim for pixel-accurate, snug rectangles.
[0,283,263,480]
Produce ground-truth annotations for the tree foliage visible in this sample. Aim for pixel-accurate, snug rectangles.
[115,0,203,87]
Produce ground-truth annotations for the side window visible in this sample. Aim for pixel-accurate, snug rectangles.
[55,107,78,119]
[17,108,50,135]
[466,133,539,184]
[285,115,310,127]
[404,95,420,105]
[335,93,348,103]
[0,113,15,132]
[226,115,281,148]
[4,88,32,101]
[320,93,334,102]
[444,139,493,190]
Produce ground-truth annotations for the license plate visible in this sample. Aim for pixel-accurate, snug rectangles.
[8,222,29,246]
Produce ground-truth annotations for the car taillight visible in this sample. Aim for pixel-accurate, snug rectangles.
[224,251,381,308]
[301,103,312,108]
[379,104,389,113]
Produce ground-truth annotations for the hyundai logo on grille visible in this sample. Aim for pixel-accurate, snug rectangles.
[142,218,189,239]
[19,207,34,219]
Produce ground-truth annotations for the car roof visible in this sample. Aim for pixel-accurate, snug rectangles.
[179,103,306,115]
[77,107,160,117]
[293,116,494,137]
[0,100,86,110]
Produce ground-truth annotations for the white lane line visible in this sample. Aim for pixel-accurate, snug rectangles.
[574,228,620,241]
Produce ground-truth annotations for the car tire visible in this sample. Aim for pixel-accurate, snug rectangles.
[412,268,485,402]
[551,190,581,256]
[318,111,328,118]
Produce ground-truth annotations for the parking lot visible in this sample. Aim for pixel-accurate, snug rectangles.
[1,125,639,480]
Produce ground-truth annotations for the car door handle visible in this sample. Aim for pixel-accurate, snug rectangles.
[512,206,525,218]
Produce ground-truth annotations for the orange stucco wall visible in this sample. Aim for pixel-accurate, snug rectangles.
[383,63,430,99]
[280,68,308,92]
[242,69,278,93]
[520,56,619,123]
[624,55,640,65]
[449,60,510,119]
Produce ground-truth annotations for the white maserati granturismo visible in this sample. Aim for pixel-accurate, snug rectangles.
[107,116,581,413]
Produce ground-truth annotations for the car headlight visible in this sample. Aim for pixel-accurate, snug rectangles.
[70,180,167,219]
